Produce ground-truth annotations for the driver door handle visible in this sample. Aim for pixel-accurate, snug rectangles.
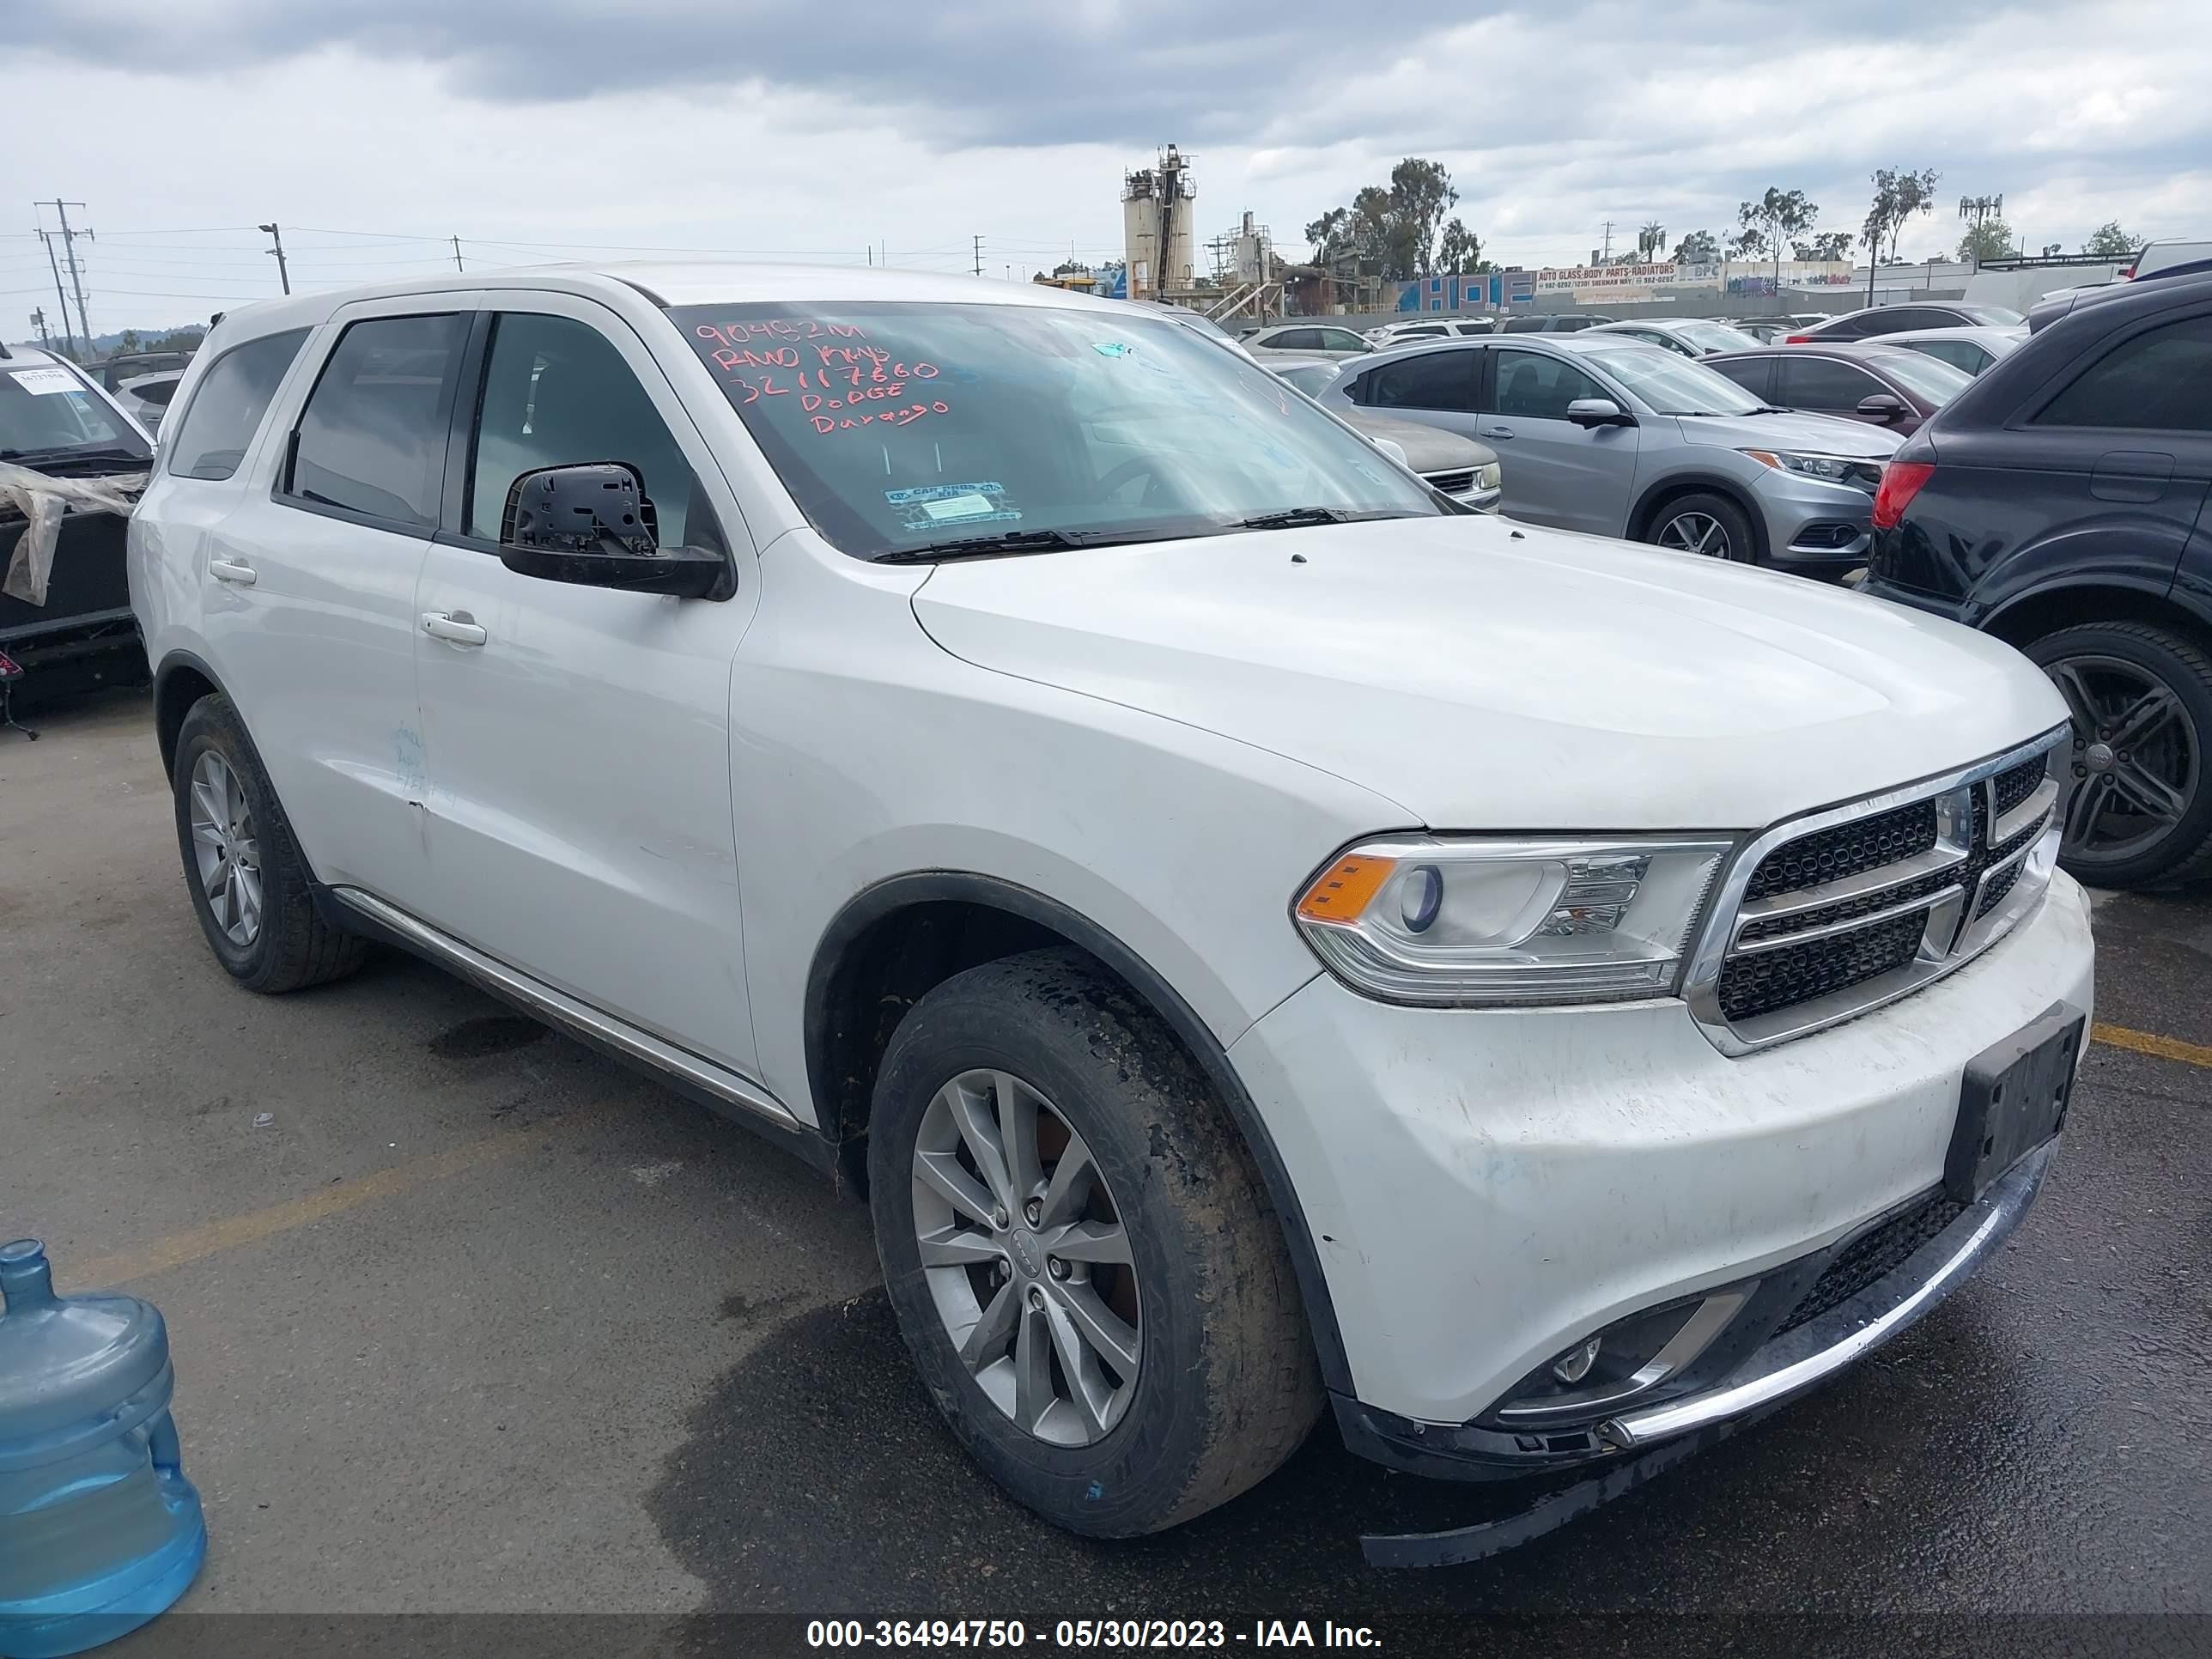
[1481,425,1514,440]
[422,611,488,647]
[209,558,257,586]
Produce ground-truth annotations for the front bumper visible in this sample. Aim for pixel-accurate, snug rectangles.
[1746,471,1879,569]
[1226,871,2094,1455]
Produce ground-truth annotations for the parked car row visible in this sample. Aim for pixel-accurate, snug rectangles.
[125,263,2096,1561]
[1318,331,1901,570]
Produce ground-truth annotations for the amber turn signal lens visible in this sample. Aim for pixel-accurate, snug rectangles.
[1296,854,1399,924]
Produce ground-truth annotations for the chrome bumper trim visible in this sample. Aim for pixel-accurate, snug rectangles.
[1598,1140,2056,1449]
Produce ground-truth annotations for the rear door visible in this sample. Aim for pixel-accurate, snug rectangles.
[410,294,763,1074]
[201,297,477,901]
[1478,347,1640,534]
[1708,355,1778,401]
[1350,345,1480,441]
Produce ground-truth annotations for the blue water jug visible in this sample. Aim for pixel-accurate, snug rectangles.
[0,1241,205,1658]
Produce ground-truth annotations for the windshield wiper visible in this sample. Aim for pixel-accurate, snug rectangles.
[0,445,149,466]
[1237,507,1417,532]
[872,529,1081,563]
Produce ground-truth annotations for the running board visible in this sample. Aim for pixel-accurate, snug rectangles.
[330,886,799,1130]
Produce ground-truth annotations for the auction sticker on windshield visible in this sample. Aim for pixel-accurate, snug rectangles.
[887,483,1021,532]
[9,368,78,395]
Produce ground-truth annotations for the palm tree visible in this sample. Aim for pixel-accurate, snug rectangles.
[1638,221,1666,260]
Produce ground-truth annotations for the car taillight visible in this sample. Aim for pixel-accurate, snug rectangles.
[2119,265,2135,279]
[1784,332,1814,343]
[1871,460,1936,530]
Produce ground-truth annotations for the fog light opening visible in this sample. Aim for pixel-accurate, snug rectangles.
[1552,1337,1601,1385]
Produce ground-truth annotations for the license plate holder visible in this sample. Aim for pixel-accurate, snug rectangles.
[1948,1006,2083,1203]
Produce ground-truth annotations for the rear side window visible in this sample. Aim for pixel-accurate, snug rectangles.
[284,314,467,529]
[1360,350,1475,411]
[2033,315,2212,433]
[165,329,309,481]
[1778,356,1884,411]
[1268,328,1322,350]
[1907,339,1985,374]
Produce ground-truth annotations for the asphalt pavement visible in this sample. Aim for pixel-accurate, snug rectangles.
[3,690,2206,1656]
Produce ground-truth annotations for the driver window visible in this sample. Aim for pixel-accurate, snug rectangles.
[1493,350,1606,419]
[468,313,693,545]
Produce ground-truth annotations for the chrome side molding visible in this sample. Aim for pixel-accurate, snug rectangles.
[330,886,798,1128]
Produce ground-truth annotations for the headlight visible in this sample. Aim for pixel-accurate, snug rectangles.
[1738,449,1883,491]
[1476,461,1503,491]
[1292,836,1734,1006]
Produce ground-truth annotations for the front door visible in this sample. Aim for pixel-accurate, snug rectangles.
[1479,349,1641,535]
[200,300,477,902]
[410,296,764,1076]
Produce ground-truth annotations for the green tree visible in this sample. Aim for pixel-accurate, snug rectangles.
[1670,229,1719,265]
[1795,230,1853,262]
[1437,218,1483,274]
[1304,158,1462,280]
[1957,218,2015,263]
[1739,187,1818,290]
[113,327,143,356]
[1637,220,1666,259]
[1862,166,1941,264]
[2082,221,2141,258]
[1727,226,1768,263]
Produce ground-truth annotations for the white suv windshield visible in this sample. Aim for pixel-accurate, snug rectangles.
[670,301,1442,558]
[1577,345,1767,416]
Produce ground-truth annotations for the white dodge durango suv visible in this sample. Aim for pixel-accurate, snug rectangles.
[130,265,2094,1547]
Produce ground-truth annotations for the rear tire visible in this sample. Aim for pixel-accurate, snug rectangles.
[2027,621,2212,889]
[867,949,1321,1537]
[172,695,368,992]
[1646,491,1757,564]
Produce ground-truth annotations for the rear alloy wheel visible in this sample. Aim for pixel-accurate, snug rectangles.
[172,695,368,991]
[2029,622,2212,889]
[1649,492,1756,563]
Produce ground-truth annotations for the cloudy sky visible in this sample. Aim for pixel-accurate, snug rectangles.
[9,0,2207,336]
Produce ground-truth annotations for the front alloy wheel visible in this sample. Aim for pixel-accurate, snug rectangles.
[912,1068,1141,1447]
[1656,510,1734,558]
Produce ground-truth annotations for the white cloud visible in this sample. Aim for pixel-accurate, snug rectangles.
[8,0,2207,334]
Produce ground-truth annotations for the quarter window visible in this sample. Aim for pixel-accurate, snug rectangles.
[285,314,467,528]
[164,329,310,481]
[1492,350,1607,418]
[467,313,695,544]
[2033,315,2212,433]
[1360,349,1476,411]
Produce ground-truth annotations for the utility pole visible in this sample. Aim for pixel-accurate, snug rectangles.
[46,201,95,362]
[973,234,982,276]
[452,236,465,273]
[258,222,291,294]
[30,308,51,352]
[37,230,76,361]
[1601,220,1613,264]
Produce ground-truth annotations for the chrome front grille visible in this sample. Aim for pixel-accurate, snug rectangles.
[1684,729,2069,1054]
[1423,468,1478,495]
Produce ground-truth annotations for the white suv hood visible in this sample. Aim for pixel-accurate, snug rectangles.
[911,515,2069,829]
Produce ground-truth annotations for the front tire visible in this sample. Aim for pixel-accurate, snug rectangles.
[172,695,368,992]
[868,949,1321,1537]
[2028,621,2212,889]
[1647,491,1756,563]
